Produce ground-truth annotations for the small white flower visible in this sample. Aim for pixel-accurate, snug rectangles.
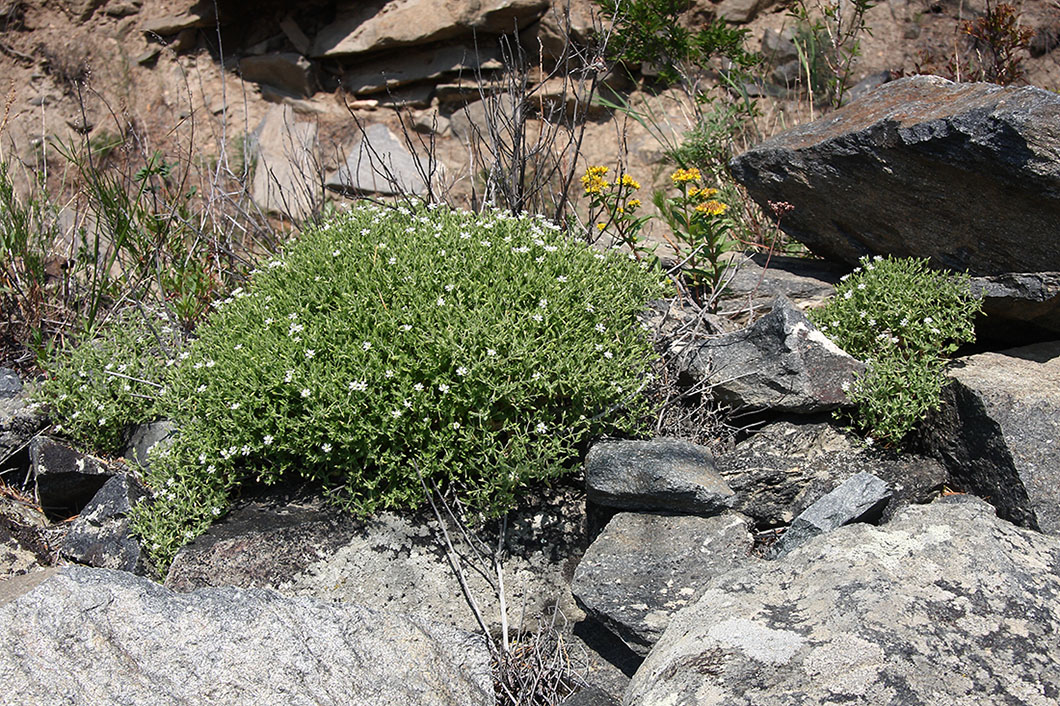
[924,316,934,324]
[333,249,342,257]
[199,453,207,464]
[456,366,469,376]
[321,442,332,453]
[438,383,450,393]
[401,324,412,331]
[362,341,372,351]
[841,381,851,392]
[206,465,216,474]
[480,240,491,247]
[230,402,240,410]
[388,257,397,265]
[264,318,274,326]
[285,369,295,383]
[486,348,496,357]
[532,371,541,381]
[437,297,446,306]
[98,417,107,426]
[587,304,596,314]
[385,369,394,378]
[205,360,215,368]
[445,284,455,292]
[241,445,251,455]
[289,312,299,320]
[865,436,875,446]
[857,283,867,290]
[194,361,203,370]
[557,275,567,283]
[603,351,613,359]
[594,323,606,333]
[413,382,424,392]
[868,319,877,327]
[535,422,547,433]
[452,422,461,430]
[538,298,548,308]
[301,388,311,398]
[391,409,403,418]
[349,380,367,391]
[532,313,543,323]
[263,435,274,445]
[211,507,222,516]
[234,344,243,351]
[179,351,190,360]
[361,228,370,235]
[403,399,412,408]
[843,290,853,300]
[305,349,315,359]
[184,531,195,540]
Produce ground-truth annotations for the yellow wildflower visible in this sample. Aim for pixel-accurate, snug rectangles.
[627,198,641,210]
[582,165,610,195]
[671,167,702,184]
[619,174,641,190]
[597,222,607,231]
[695,200,729,217]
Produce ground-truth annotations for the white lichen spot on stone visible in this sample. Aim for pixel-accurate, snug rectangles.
[706,617,805,665]
[803,633,886,696]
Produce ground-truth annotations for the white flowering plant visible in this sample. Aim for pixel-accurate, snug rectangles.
[810,255,983,447]
[132,203,664,569]
[38,310,179,454]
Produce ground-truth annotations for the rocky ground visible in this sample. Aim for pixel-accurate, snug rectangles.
[1,1,1059,705]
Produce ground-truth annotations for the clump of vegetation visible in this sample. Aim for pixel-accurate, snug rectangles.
[38,309,178,455]
[810,255,983,447]
[132,204,664,568]
[788,0,877,109]
[960,1,1034,86]
[583,165,734,309]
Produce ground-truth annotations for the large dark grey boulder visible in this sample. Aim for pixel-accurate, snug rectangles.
[770,471,891,557]
[677,297,863,413]
[585,438,734,515]
[572,512,753,655]
[59,474,148,573]
[970,271,1060,340]
[717,420,946,527]
[917,341,1060,535]
[626,499,1060,705]
[0,566,494,705]
[730,76,1060,276]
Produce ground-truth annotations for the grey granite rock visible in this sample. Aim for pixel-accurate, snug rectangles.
[677,297,864,413]
[0,368,21,398]
[626,499,1060,706]
[585,438,734,515]
[770,471,891,557]
[0,566,494,705]
[917,341,1060,535]
[730,76,1060,276]
[123,419,178,470]
[572,512,753,655]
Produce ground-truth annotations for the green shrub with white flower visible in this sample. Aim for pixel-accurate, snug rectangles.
[39,310,179,454]
[809,255,983,447]
[131,203,665,568]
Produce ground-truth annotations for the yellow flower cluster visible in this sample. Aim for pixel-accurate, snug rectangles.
[619,174,641,190]
[671,168,702,184]
[582,166,610,195]
[687,186,718,200]
[695,200,729,217]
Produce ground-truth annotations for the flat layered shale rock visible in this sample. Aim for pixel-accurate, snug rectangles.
[572,512,754,655]
[770,471,891,557]
[0,566,493,706]
[730,76,1060,276]
[626,499,1060,706]
[584,438,734,515]
[918,340,1060,535]
[717,420,946,526]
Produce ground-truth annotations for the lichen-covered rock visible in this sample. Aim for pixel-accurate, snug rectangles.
[572,512,753,655]
[585,438,734,515]
[59,474,149,573]
[729,76,1060,276]
[0,566,494,706]
[625,499,1060,706]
